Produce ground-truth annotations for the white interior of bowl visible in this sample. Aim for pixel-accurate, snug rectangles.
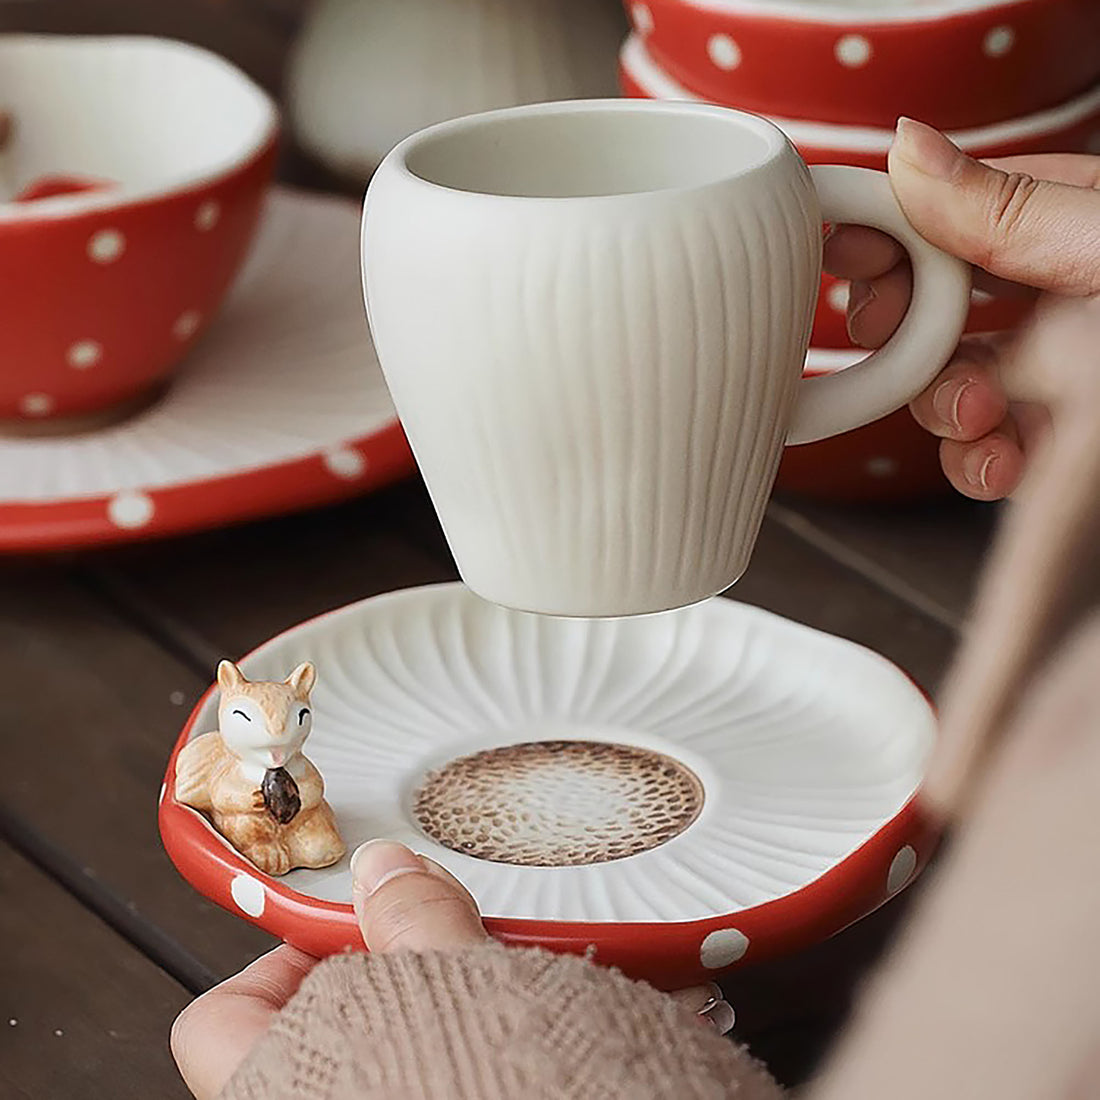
[0,189,396,502]
[622,34,1100,150]
[183,584,935,924]
[672,0,1040,24]
[0,35,277,217]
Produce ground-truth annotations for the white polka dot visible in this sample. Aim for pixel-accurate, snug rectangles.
[983,25,1014,57]
[323,446,367,480]
[1087,131,1100,155]
[20,393,54,417]
[970,287,995,305]
[827,282,850,313]
[87,228,125,263]
[67,339,102,369]
[195,200,221,231]
[108,490,155,529]
[700,927,749,969]
[169,690,186,706]
[707,33,741,71]
[835,34,872,67]
[631,2,653,35]
[887,845,918,894]
[230,873,266,917]
[173,310,201,341]
[866,456,899,478]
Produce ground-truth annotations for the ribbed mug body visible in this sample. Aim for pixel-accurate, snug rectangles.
[363,101,822,616]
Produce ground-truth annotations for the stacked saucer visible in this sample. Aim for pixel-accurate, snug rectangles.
[620,0,1100,499]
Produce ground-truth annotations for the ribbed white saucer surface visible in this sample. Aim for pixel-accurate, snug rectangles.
[194,583,935,923]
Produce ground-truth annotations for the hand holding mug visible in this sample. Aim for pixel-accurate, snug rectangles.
[827,118,1100,501]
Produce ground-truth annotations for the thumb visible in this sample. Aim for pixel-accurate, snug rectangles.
[888,117,1100,297]
[350,839,490,953]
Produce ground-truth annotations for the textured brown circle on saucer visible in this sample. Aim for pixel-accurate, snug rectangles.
[413,740,704,867]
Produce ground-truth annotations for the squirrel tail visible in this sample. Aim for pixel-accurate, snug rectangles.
[173,731,225,811]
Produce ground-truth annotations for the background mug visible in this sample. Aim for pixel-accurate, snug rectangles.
[362,99,970,617]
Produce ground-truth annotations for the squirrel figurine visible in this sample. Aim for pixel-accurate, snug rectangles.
[175,659,345,876]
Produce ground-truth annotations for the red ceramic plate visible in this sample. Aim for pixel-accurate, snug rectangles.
[161,583,939,990]
[0,188,414,553]
[620,33,1100,171]
[626,0,1100,130]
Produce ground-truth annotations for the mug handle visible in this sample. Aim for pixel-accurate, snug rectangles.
[787,165,972,445]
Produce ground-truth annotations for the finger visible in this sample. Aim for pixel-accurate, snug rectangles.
[171,945,316,1100]
[350,839,490,954]
[940,430,1026,501]
[889,119,1100,297]
[668,983,736,1034]
[847,261,912,348]
[668,982,723,1013]
[1010,400,1052,458]
[699,999,736,1036]
[418,854,482,913]
[824,224,905,281]
[909,341,1009,441]
[981,152,1100,190]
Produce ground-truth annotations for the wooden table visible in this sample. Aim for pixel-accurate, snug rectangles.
[0,3,1000,1095]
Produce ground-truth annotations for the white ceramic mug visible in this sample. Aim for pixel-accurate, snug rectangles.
[362,99,970,617]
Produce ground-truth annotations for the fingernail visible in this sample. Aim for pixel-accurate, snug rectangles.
[893,117,964,181]
[350,839,423,896]
[704,1000,736,1035]
[964,449,998,491]
[932,378,971,432]
[846,281,876,341]
[696,982,724,1015]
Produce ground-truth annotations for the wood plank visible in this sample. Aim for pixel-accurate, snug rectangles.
[771,495,999,630]
[0,562,276,987]
[86,479,957,694]
[80,485,460,664]
[735,516,957,693]
[0,841,190,1100]
[1,504,452,989]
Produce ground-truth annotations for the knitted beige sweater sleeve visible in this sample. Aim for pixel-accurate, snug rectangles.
[220,945,783,1100]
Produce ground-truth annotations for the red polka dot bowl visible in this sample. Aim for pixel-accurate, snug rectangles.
[0,35,279,422]
[621,32,1100,174]
[625,0,1100,131]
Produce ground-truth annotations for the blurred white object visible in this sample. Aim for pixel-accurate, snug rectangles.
[287,0,627,180]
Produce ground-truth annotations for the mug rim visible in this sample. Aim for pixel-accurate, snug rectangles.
[380,98,793,203]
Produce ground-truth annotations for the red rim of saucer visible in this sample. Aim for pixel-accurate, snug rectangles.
[159,603,940,991]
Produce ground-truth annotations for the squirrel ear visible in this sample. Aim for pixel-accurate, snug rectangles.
[217,660,246,692]
[285,661,316,697]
